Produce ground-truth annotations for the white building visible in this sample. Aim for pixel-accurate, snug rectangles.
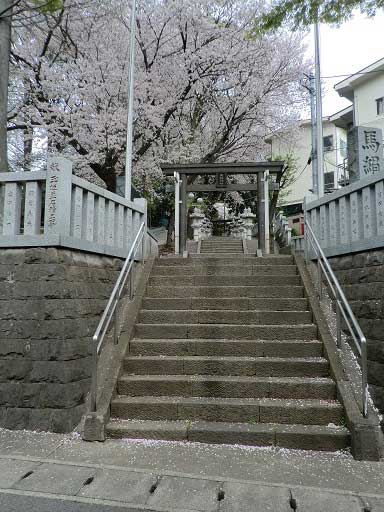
[334,57,384,132]
[266,117,347,207]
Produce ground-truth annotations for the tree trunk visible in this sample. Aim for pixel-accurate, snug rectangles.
[0,0,12,171]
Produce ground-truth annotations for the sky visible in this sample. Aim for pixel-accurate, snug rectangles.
[305,10,384,117]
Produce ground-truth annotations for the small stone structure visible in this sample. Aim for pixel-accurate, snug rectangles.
[330,249,384,419]
[240,208,256,240]
[229,209,255,240]
[190,208,212,241]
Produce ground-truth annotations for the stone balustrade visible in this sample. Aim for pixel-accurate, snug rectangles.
[0,157,147,259]
[274,212,292,247]
[305,171,384,258]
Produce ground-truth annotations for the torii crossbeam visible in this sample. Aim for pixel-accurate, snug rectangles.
[161,162,285,256]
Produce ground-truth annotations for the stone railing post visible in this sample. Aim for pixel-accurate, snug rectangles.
[133,197,146,260]
[44,157,73,237]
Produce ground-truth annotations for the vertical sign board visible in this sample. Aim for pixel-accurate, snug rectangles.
[44,157,72,237]
[348,126,384,182]
[24,182,42,235]
[376,180,384,238]
[216,173,228,189]
[339,196,349,245]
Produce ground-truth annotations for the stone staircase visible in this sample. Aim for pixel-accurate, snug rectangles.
[200,237,244,254]
[106,250,350,452]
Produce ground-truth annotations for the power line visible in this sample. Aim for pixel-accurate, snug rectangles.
[291,161,309,184]
[321,69,384,79]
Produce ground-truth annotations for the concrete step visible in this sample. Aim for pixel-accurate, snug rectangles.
[200,252,244,255]
[201,245,243,249]
[200,249,243,253]
[134,323,317,339]
[158,255,293,265]
[152,265,298,276]
[117,375,336,399]
[128,339,323,357]
[123,355,328,377]
[201,243,243,252]
[148,275,301,287]
[106,419,350,451]
[145,285,305,298]
[141,297,309,311]
[111,396,344,425]
[138,310,313,325]
[201,242,243,246]
[192,254,294,261]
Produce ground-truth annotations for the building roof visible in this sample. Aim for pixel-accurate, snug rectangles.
[329,105,354,129]
[334,57,384,101]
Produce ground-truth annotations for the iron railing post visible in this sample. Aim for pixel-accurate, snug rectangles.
[317,258,322,300]
[91,336,98,411]
[130,265,134,300]
[336,291,342,348]
[89,222,150,414]
[361,337,368,417]
[142,235,145,264]
[113,296,119,345]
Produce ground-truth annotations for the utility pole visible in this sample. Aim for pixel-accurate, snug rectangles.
[0,0,12,172]
[314,22,324,197]
[124,0,137,200]
[302,73,318,196]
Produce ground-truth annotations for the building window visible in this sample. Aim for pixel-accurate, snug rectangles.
[376,97,384,115]
[323,135,334,152]
[324,171,335,191]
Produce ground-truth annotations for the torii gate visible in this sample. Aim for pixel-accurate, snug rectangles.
[161,162,285,256]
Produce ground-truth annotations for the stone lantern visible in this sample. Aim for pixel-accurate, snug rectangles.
[190,208,205,241]
[240,208,256,240]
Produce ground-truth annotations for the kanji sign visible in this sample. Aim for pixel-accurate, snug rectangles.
[348,126,384,182]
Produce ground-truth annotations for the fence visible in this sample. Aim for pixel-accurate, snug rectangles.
[0,157,147,259]
[273,212,291,247]
[305,171,384,258]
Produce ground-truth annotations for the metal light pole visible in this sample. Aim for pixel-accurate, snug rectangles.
[314,22,324,197]
[124,0,137,201]
[302,73,318,196]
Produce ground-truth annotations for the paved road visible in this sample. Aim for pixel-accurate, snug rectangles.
[0,429,383,511]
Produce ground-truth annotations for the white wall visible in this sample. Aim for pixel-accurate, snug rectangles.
[353,74,384,132]
[270,121,347,205]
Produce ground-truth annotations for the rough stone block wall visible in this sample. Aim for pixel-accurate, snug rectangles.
[0,248,122,433]
[330,250,384,418]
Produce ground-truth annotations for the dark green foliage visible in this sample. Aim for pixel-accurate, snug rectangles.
[256,0,384,32]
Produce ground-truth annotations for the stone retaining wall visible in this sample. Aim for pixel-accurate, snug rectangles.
[0,247,122,433]
[330,249,384,418]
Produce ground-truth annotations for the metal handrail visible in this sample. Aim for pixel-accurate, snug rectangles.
[90,222,146,412]
[304,219,368,417]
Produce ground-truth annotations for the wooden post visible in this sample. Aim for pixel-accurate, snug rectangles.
[264,170,270,255]
[179,173,187,256]
[174,172,180,254]
[257,172,265,254]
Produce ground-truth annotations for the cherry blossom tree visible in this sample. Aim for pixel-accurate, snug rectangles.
[7,0,308,196]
